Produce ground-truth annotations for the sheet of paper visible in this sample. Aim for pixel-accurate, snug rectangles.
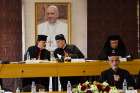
[126,90,137,93]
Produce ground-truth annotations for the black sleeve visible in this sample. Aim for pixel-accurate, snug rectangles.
[125,71,135,88]
[124,49,133,60]
[54,49,58,59]
[24,46,34,61]
[46,50,50,61]
[69,45,85,58]
[100,71,107,83]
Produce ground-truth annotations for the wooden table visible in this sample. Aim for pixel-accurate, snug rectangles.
[0,60,140,78]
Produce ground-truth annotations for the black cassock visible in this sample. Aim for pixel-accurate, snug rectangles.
[54,44,85,90]
[98,35,131,60]
[23,46,50,91]
[24,46,50,61]
[98,48,130,60]
[54,44,84,59]
[100,68,135,89]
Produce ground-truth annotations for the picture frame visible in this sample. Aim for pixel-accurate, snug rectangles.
[35,2,71,44]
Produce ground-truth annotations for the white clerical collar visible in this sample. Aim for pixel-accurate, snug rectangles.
[48,20,58,26]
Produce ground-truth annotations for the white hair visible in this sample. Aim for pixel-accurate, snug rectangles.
[108,56,120,61]
[47,5,59,16]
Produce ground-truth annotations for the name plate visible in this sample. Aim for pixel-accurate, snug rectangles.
[126,90,137,93]
[5,92,13,93]
[25,60,50,64]
[71,59,85,63]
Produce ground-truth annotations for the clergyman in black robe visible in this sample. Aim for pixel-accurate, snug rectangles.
[54,34,84,60]
[98,35,131,60]
[54,34,85,90]
[100,56,135,89]
[24,35,50,60]
[24,46,50,60]
[23,35,50,91]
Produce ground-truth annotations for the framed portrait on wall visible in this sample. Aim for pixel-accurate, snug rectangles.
[35,2,71,51]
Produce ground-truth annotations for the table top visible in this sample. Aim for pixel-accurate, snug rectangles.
[0,60,140,78]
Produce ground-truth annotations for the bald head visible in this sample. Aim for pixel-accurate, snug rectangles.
[46,5,59,24]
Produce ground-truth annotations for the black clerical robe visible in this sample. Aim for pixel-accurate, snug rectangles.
[54,44,85,59]
[23,46,51,91]
[98,48,130,60]
[24,46,50,61]
[100,68,135,89]
[53,44,85,90]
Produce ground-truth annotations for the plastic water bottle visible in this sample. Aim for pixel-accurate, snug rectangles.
[123,79,127,92]
[49,77,52,92]
[58,77,62,92]
[31,81,36,93]
[27,52,30,60]
[67,81,72,93]
[0,85,1,90]
[16,87,20,93]
[50,51,55,61]
[0,85,4,93]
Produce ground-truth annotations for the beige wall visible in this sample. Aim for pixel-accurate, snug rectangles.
[22,0,87,57]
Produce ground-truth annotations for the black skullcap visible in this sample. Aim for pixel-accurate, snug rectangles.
[55,34,65,40]
[37,35,47,41]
